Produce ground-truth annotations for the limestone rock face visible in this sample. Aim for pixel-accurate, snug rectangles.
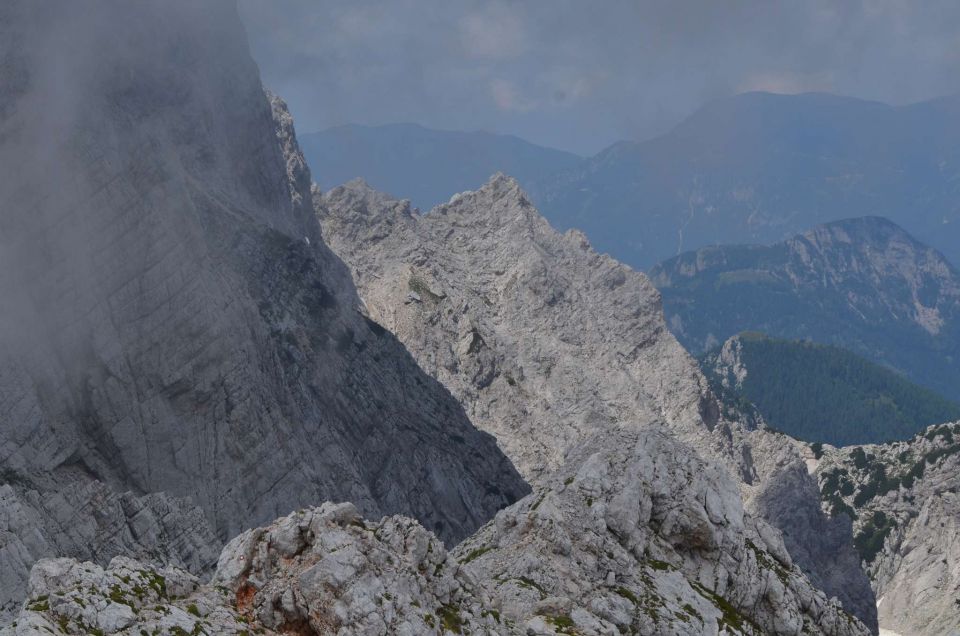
[211,502,501,635]
[318,175,733,482]
[2,504,501,636]
[0,557,247,636]
[816,422,960,635]
[458,428,870,636]
[0,0,526,618]
[6,443,872,636]
[317,175,877,630]
[0,475,219,619]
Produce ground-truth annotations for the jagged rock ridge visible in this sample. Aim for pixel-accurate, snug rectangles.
[5,438,872,635]
[0,0,526,618]
[316,175,878,630]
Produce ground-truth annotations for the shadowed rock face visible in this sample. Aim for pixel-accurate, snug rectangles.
[0,0,526,617]
[317,175,878,631]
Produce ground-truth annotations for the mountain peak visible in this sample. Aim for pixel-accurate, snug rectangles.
[432,172,541,228]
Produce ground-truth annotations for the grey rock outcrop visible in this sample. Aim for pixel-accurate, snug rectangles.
[458,427,869,636]
[317,175,737,483]
[316,175,878,630]
[5,438,872,636]
[0,0,525,618]
[816,422,960,635]
[0,473,219,619]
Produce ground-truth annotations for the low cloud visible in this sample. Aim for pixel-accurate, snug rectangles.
[459,5,526,60]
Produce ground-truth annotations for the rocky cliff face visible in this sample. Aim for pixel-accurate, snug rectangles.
[651,216,960,402]
[0,477,220,619]
[0,0,526,618]
[816,422,960,635]
[5,434,872,636]
[318,175,723,482]
[457,427,869,636]
[317,175,878,630]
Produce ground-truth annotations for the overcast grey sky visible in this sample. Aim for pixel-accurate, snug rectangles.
[239,1,960,155]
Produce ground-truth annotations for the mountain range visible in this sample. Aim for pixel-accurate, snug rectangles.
[300,123,582,212]
[0,3,880,623]
[2,1,959,635]
[302,91,960,271]
[0,0,524,617]
[317,174,878,630]
[534,91,960,269]
[650,216,960,403]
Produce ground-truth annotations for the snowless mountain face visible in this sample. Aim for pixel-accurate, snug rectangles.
[815,422,960,636]
[531,91,960,270]
[6,432,872,636]
[317,175,878,630]
[650,216,960,403]
[300,123,583,213]
[0,0,527,616]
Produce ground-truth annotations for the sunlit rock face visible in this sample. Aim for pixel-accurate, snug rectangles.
[317,175,878,631]
[0,0,526,618]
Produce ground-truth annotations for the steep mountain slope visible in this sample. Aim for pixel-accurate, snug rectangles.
[650,216,960,402]
[815,422,960,635]
[0,0,526,615]
[317,175,878,630]
[702,333,960,446]
[5,432,872,636]
[300,123,582,211]
[318,175,721,482]
[532,91,960,269]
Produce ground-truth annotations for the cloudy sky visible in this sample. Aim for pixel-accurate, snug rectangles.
[239,1,960,155]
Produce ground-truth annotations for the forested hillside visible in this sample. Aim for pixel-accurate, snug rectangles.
[702,333,960,446]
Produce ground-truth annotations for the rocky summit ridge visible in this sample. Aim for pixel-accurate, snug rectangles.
[317,174,878,631]
[0,1,938,634]
[6,429,871,635]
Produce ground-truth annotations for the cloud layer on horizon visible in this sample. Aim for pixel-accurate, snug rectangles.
[240,0,960,154]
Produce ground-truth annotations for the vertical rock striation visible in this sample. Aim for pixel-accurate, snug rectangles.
[0,0,526,617]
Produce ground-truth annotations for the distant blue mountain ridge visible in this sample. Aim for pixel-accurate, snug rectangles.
[300,123,582,212]
[303,92,960,271]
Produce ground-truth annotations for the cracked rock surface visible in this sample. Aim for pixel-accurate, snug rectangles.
[317,174,877,631]
[0,0,526,619]
[6,442,871,636]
